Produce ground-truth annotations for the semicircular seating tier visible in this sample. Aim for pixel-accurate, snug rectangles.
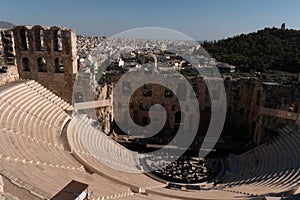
[217,125,300,196]
[1,80,300,200]
[66,115,259,199]
[0,80,139,200]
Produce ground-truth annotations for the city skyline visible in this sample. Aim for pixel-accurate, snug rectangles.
[1,0,300,40]
[0,0,300,40]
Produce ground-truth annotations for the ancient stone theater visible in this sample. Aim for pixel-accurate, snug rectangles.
[0,25,299,200]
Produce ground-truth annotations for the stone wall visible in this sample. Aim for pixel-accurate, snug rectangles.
[254,84,300,143]
[0,30,19,87]
[0,66,19,86]
[111,72,263,145]
[1,30,16,65]
[223,77,263,142]
[1,25,78,103]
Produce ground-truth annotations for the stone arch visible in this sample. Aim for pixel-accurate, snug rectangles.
[32,26,45,51]
[55,57,64,73]
[22,57,30,71]
[18,27,29,51]
[51,27,63,52]
[37,57,47,72]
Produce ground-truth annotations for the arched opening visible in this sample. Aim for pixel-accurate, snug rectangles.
[19,28,28,51]
[55,58,64,73]
[34,28,45,51]
[22,57,30,71]
[40,29,45,50]
[53,30,63,51]
[37,57,47,72]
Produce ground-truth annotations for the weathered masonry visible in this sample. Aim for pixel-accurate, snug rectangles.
[1,25,78,103]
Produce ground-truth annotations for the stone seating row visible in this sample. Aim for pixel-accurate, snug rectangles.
[217,125,300,196]
[0,81,132,199]
[68,115,140,172]
[24,80,72,111]
[67,115,167,191]
[66,115,258,199]
[0,81,71,146]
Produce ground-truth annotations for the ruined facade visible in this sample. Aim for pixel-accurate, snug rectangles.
[1,25,77,103]
[0,30,19,86]
[107,68,300,147]
[254,84,300,143]
[109,71,264,147]
[223,77,263,143]
[0,29,16,65]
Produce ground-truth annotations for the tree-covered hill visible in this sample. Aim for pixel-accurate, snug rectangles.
[202,27,300,73]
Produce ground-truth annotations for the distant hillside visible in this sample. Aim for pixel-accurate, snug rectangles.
[202,27,300,73]
[0,20,14,30]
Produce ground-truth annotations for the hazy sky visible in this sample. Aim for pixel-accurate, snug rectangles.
[1,0,300,40]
